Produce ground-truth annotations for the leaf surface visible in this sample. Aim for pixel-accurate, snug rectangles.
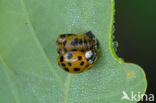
[0,0,147,103]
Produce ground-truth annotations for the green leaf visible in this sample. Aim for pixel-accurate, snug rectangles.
[0,0,147,103]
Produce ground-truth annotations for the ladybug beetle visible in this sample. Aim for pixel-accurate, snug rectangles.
[57,50,97,73]
[56,31,99,73]
[56,31,99,54]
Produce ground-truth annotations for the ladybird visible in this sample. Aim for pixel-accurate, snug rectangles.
[56,31,99,54]
[57,50,97,73]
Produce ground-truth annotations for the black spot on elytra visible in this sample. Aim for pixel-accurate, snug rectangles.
[68,62,72,66]
[64,68,69,72]
[67,52,72,59]
[60,56,64,62]
[71,38,78,46]
[61,63,66,67]
[73,68,80,71]
[80,61,84,66]
[60,34,65,39]
[63,41,67,46]
[78,56,82,60]
[84,40,87,45]
[79,39,83,45]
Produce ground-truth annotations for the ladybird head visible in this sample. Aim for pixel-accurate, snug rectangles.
[85,50,97,64]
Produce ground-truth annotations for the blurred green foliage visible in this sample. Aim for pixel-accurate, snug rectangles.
[115,0,156,94]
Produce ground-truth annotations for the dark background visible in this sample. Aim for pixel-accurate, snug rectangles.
[115,0,156,102]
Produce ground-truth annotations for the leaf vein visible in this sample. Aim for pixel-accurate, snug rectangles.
[0,56,20,103]
[20,0,64,86]
[64,74,72,103]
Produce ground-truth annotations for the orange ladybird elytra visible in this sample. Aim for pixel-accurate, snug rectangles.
[56,31,99,73]
[57,51,96,73]
[56,31,99,54]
